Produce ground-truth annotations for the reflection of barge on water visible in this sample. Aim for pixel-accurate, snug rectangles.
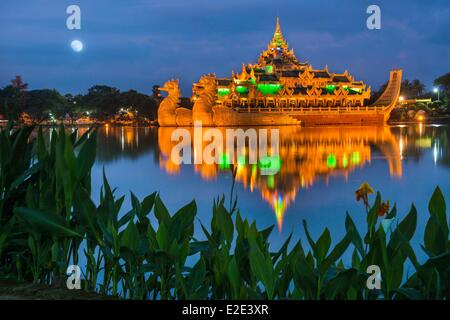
[157,125,402,230]
[158,18,402,127]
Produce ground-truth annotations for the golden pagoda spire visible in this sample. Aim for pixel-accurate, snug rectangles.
[239,63,249,81]
[275,16,281,34]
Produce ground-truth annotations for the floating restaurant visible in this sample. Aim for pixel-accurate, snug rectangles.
[158,18,402,126]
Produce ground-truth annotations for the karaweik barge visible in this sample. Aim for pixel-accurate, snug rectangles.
[158,18,402,127]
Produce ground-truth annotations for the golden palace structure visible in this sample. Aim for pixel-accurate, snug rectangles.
[158,18,403,126]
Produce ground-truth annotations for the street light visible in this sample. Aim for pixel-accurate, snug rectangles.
[433,87,440,100]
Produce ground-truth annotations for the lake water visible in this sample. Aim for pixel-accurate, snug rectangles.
[88,124,450,260]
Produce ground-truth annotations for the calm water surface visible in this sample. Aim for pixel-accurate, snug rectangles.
[87,124,450,260]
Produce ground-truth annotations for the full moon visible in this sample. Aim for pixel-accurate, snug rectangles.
[71,40,83,52]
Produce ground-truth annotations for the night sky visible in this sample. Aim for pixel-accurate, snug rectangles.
[1,0,449,96]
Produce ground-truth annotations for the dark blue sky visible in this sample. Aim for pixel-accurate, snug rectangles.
[1,0,449,96]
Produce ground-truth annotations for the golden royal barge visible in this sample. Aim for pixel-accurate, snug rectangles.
[158,18,402,126]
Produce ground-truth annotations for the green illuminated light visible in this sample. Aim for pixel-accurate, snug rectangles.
[251,164,257,177]
[219,153,231,170]
[267,175,274,189]
[217,88,230,97]
[325,85,336,93]
[257,84,282,95]
[327,154,337,168]
[266,65,273,73]
[342,154,348,168]
[237,155,246,166]
[350,152,360,164]
[236,85,249,94]
[349,87,362,93]
[258,155,281,173]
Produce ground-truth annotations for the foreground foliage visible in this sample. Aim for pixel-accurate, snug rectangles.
[0,125,449,300]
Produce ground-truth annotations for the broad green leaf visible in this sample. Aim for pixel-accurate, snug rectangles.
[76,131,96,179]
[14,207,82,238]
[74,187,99,240]
[227,256,241,299]
[394,288,424,300]
[171,200,196,241]
[156,222,170,251]
[428,186,448,231]
[212,202,234,243]
[320,231,352,274]
[315,228,331,262]
[188,257,206,296]
[120,220,140,253]
[154,195,171,226]
[249,241,274,299]
[345,212,364,256]
[140,192,156,218]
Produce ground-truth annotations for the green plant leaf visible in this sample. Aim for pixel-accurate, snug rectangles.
[76,131,97,179]
[120,220,140,253]
[345,212,364,256]
[156,222,170,252]
[74,187,99,241]
[140,192,156,218]
[394,288,424,300]
[249,241,274,299]
[14,207,82,238]
[154,195,171,226]
[320,231,352,275]
[428,186,448,231]
[187,257,206,297]
[171,200,196,241]
[315,228,331,262]
[227,256,241,299]
[212,201,234,243]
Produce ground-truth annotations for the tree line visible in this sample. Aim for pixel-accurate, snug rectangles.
[0,76,162,121]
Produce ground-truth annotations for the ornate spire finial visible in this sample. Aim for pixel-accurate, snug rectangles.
[276,16,281,33]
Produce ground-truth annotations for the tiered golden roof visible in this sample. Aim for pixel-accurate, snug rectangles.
[212,18,371,109]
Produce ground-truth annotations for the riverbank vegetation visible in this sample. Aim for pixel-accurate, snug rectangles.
[0,124,449,299]
[0,76,160,124]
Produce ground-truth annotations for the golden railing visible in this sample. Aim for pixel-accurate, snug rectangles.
[232,105,387,113]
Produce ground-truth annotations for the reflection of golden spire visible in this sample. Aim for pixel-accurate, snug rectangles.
[273,195,284,231]
[273,194,286,231]
[261,189,296,231]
